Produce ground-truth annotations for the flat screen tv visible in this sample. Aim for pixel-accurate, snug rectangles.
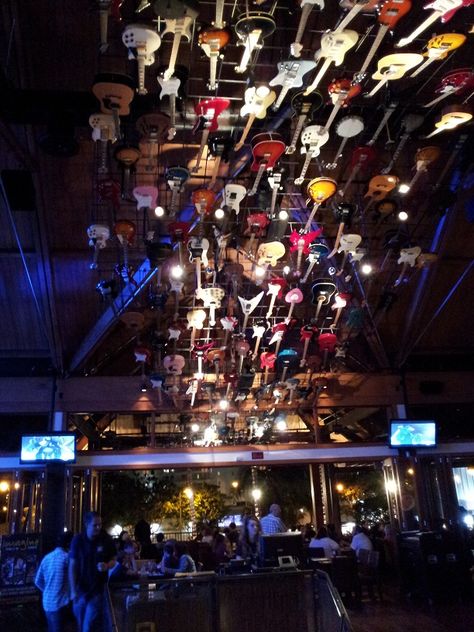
[20,433,76,463]
[389,420,436,448]
[259,533,304,567]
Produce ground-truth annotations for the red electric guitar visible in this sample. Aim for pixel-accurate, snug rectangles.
[424,68,474,108]
[248,132,286,196]
[192,97,230,173]
[339,146,377,198]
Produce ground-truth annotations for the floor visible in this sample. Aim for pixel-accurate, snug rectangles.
[348,587,474,632]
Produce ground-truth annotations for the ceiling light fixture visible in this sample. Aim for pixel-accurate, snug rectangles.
[214,208,225,219]
[255,266,266,278]
[278,209,289,220]
[361,263,373,275]
[398,210,409,221]
[154,205,165,217]
[398,184,410,194]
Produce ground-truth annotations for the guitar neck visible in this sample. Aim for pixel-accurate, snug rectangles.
[168,94,177,138]
[235,30,262,74]
[99,3,110,53]
[209,53,218,90]
[193,128,210,173]
[286,114,307,154]
[273,85,291,111]
[322,100,342,134]
[170,186,180,217]
[235,114,256,150]
[397,12,440,48]
[98,140,109,174]
[336,2,364,32]
[269,186,279,216]
[356,24,389,80]
[382,132,409,174]
[248,161,268,196]
[137,51,147,95]
[292,4,313,56]
[340,162,361,197]
[305,58,332,95]
[295,151,314,185]
[215,0,225,29]
[165,30,182,80]
[209,155,222,189]
[367,105,397,146]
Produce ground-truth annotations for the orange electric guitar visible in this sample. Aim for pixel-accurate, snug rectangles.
[198,0,231,90]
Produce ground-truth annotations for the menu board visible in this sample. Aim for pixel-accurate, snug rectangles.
[0,533,41,597]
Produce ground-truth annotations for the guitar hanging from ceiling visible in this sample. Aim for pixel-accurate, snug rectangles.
[234,10,276,75]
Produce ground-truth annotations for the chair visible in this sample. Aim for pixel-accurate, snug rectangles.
[331,555,361,607]
[358,550,382,601]
[308,546,326,559]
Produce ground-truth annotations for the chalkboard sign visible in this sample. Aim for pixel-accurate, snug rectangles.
[0,533,41,597]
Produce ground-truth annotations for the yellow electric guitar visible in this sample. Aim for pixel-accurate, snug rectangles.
[411,32,466,77]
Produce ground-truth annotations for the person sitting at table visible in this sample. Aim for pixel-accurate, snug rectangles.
[309,526,340,558]
[350,524,373,558]
[160,541,196,575]
[235,515,261,565]
[260,504,287,534]
[109,551,137,583]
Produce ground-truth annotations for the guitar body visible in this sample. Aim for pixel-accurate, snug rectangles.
[327,77,361,105]
[224,184,247,213]
[194,98,231,132]
[372,53,423,82]
[425,0,474,22]
[333,202,356,224]
[92,73,135,115]
[192,188,216,214]
[311,279,337,305]
[114,219,136,244]
[199,26,231,50]
[208,136,233,161]
[234,12,276,39]
[250,132,286,172]
[89,113,116,142]
[166,165,190,186]
[162,16,193,41]
[153,0,200,20]
[307,177,337,203]
[378,0,412,27]
[349,146,377,170]
[122,24,161,63]
[425,33,466,58]
[269,59,317,88]
[133,185,159,209]
[240,86,276,119]
[136,112,171,143]
[291,90,324,117]
[319,29,359,66]
[300,125,329,156]
[256,241,286,266]
[364,175,399,199]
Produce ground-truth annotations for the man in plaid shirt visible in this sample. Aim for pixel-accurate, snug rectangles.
[260,504,287,534]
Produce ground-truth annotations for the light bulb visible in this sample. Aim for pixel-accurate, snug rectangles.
[398,184,410,194]
[191,423,199,433]
[361,263,373,275]
[256,85,270,98]
[171,264,184,279]
[278,209,289,220]
[154,206,165,217]
[214,208,225,219]
[255,266,266,278]
[276,419,287,431]
[219,399,229,410]
[283,265,290,275]
[398,210,409,221]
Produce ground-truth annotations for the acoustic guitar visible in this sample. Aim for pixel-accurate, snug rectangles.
[92,73,135,139]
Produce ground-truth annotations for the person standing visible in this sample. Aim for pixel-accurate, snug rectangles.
[35,531,73,632]
[69,511,116,632]
[260,504,287,535]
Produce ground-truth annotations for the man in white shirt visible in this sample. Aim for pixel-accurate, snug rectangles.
[350,525,373,558]
[35,531,73,632]
[260,504,287,535]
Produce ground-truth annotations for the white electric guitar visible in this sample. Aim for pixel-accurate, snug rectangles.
[161,16,194,80]
[291,0,325,58]
[234,85,276,151]
[294,125,329,185]
[223,184,247,215]
[122,24,161,96]
[89,113,116,173]
[269,59,316,111]
[397,0,473,48]
[304,29,358,95]
[157,76,181,140]
[87,224,110,269]
[394,246,421,286]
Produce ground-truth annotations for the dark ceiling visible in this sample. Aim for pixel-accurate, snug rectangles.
[0,0,473,417]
